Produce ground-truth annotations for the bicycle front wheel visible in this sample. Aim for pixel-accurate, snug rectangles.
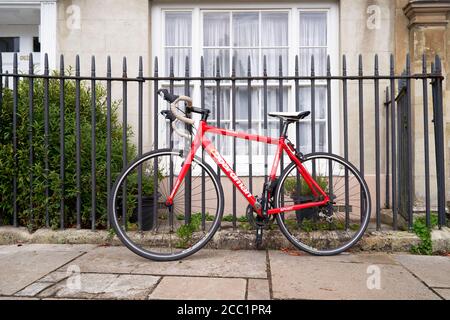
[109,149,224,261]
[274,153,371,255]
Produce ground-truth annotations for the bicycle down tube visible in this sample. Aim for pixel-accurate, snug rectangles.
[166,120,330,216]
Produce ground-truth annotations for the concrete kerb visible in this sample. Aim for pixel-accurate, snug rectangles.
[1,225,447,253]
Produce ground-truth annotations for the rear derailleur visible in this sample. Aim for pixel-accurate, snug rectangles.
[318,198,337,223]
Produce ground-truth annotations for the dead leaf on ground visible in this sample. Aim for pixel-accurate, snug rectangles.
[319,288,334,292]
[280,247,305,256]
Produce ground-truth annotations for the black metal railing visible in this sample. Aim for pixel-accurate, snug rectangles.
[0,52,447,231]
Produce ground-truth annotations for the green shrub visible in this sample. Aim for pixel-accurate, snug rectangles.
[410,214,438,255]
[0,72,136,229]
[283,175,328,198]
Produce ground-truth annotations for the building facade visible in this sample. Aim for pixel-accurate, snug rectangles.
[1,0,449,215]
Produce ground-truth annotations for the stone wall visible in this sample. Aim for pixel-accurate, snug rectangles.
[402,0,450,207]
[55,0,153,151]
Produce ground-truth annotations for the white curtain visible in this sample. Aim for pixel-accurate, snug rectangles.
[204,13,230,77]
[163,10,328,157]
[298,12,328,153]
[299,12,327,76]
[201,11,291,155]
[204,12,229,46]
[202,11,290,76]
[165,12,192,76]
[298,86,327,153]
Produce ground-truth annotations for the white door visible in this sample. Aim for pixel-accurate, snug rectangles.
[0,6,41,74]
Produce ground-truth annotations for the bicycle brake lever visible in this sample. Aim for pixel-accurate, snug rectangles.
[161,110,176,122]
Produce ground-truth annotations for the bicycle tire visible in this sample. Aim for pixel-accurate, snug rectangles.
[274,152,371,255]
[109,149,224,261]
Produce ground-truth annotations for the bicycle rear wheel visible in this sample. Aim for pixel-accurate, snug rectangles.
[274,153,371,255]
[109,149,224,261]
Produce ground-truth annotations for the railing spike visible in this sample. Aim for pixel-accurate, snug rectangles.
[29,53,34,74]
[13,52,17,71]
[435,55,442,73]
[342,54,347,76]
[358,54,363,76]
[374,54,379,76]
[60,54,64,73]
[107,56,111,77]
[185,56,190,77]
[75,55,80,73]
[216,56,221,77]
[201,56,205,77]
[390,54,394,74]
[91,55,96,73]
[279,55,283,76]
[327,55,331,76]
[263,55,267,77]
[153,56,158,74]
[122,57,127,77]
[231,55,236,78]
[45,53,49,72]
[406,53,411,74]
[422,53,427,74]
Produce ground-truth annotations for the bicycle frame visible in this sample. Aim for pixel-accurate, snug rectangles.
[166,120,330,217]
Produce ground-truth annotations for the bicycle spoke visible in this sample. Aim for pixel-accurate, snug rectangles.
[275,154,370,255]
[110,150,223,261]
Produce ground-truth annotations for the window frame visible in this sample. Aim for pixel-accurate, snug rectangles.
[151,1,339,175]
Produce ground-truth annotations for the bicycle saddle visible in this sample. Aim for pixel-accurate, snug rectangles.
[268,111,310,122]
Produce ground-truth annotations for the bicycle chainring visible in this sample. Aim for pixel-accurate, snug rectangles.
[246,203,274,230]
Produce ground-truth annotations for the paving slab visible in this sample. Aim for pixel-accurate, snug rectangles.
[56,246,145,274]
[59,246,267,279]
[15,282,54,297]
[38,271,70,283]
[269,251,440,300]
[434,289,450,300]
[0,296,39,300]
[247,279,271,300]
[38,273,160,299]
[290,252,399,265]
[0,244,90,295]
[394,255,450,288]
[149,276,246,300]
[0,244,96,254]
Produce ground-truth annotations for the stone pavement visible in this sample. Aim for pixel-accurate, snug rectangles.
[0,244,448,300]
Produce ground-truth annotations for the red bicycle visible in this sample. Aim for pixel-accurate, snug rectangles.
[110,89,371,261]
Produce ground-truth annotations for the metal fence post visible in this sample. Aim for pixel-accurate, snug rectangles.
[28,54,34,228]
[432,55,447,228]
[75,55,81,229]
[91,56,97,230]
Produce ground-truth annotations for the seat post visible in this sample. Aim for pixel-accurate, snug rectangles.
[281,121,292,138]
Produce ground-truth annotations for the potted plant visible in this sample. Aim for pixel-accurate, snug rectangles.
[283,175,329,224]
[118,168,163,231]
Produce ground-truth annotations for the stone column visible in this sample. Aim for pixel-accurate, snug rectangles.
[403,0,450,208]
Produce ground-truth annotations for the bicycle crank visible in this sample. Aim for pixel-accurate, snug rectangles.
[246,202,274,230]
